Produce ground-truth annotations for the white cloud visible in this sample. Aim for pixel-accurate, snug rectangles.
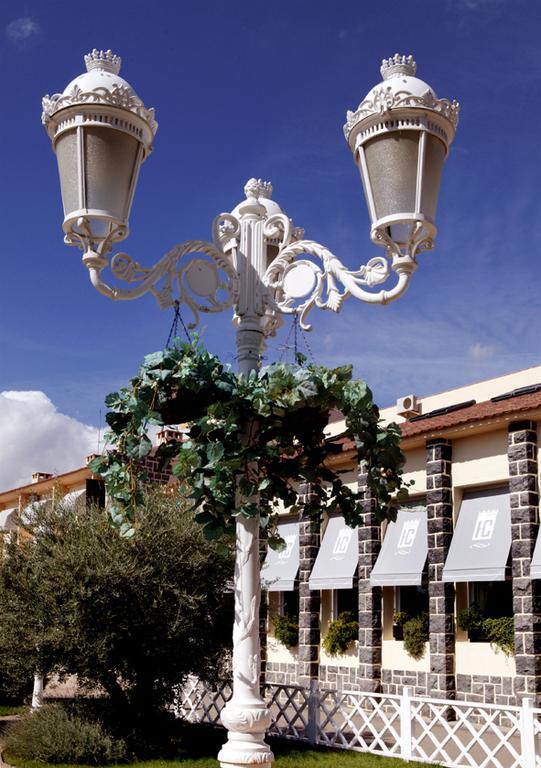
[468,343,496,360]
[0,391,99,491]
[447,0,505,10]
[5,16,40,44]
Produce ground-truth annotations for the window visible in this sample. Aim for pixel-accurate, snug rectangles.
[393,585,429,640]
[280,589,299,619]
[462,580,513,642]
[332,587,358,620]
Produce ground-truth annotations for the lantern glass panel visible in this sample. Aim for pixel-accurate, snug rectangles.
[84,125,140,225]
[363,130,419,221]
[55,130,80,216]
[421,134,446,222]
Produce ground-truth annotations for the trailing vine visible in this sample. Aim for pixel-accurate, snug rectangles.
[89,340,410,546]
[457,606,515,656]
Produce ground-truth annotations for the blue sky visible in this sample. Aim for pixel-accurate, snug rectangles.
[1,0,540,486]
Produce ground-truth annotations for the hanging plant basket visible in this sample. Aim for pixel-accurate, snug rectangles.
[90,340,411,543]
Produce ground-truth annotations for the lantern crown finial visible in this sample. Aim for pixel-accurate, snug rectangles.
[84,49,121,75]
[380,54,416,80]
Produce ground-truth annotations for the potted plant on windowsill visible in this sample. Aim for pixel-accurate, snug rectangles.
[392,611,409,641]
[457,606,514,655]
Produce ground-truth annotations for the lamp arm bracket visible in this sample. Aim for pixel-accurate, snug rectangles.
[79,213,240,329]
[263,225,431,331]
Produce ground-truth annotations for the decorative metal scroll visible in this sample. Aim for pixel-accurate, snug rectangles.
[70,214,240,328]
[263,223,431,331]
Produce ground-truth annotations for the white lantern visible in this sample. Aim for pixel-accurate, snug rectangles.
[42,50,157,248]
[344,54,459,248]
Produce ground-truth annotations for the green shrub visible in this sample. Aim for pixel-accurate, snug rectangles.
[322,612,359,656]
[4,704,127,765]
[273,614,299,647]
[483,616,515,656]
[457,605,484,633]
[403,613,429,660]
[457,606,514,655]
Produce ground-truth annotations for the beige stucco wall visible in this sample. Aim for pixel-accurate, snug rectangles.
[402,447,427,494]
[451,430,508,494]
[382,639,430,672]
[381,364,541,425]
[267,637,298,664]
[456,640,515,677]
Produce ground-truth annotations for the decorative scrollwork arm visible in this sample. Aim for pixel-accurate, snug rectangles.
[263,223,430,331]
[71,214,240,328]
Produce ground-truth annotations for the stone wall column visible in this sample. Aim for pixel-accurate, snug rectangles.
[426,438,455,699]
[356,464,382,692]
[508,420,541,705]
[297,483,320,685]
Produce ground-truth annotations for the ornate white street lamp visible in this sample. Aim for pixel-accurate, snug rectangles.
[42,50,458,768]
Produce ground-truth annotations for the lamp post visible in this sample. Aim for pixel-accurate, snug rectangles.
[42,50,458,768]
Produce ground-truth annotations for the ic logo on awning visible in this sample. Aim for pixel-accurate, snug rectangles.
[397,519,419,553]
[278,535,295,560]
[471,509,497,547]
[332,528,352,557]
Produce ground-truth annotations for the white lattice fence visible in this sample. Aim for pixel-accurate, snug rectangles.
[176,679,541,768]
[317,688,402,757]
[409,696,522,768]
[266,684,310,740]
[175,676,232,725]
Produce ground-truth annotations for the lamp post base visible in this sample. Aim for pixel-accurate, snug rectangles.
[218,701,274,768]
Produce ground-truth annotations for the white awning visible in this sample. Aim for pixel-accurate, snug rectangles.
[261,520,299,592]
[309,515,358,590]
[0,508,18,532]
[442,486,511,583]
[370,507,427,587]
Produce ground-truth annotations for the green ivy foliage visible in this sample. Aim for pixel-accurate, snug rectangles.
[457,605,515,656]
[273,614,299,648]
[483,617,515,656]
[322,612,359,656]
[90,341,410,545]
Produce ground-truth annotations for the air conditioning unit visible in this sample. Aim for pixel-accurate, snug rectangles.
[396,394,421,419]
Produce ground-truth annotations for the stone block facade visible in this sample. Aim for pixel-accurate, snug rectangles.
[356,463,382,691]
[382,669,428,698]
[455,674,515,706]
[426,438,455,700]
[265,661,297,685]
[297,484,321,684]
[320,664,362,692]
[264,415,541,707]
[508,420,541,705]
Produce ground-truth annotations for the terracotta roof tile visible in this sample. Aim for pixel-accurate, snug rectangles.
[325,390,541,454]
[401,389,541,438]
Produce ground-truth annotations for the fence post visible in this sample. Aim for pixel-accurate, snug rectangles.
[400,686,412,762]
[521,697,536,768]
[307,679,320,745]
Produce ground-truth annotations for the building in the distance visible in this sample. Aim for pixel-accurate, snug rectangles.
[262,364,541,707]
[0,458,105,546]
[0,427,181,546]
